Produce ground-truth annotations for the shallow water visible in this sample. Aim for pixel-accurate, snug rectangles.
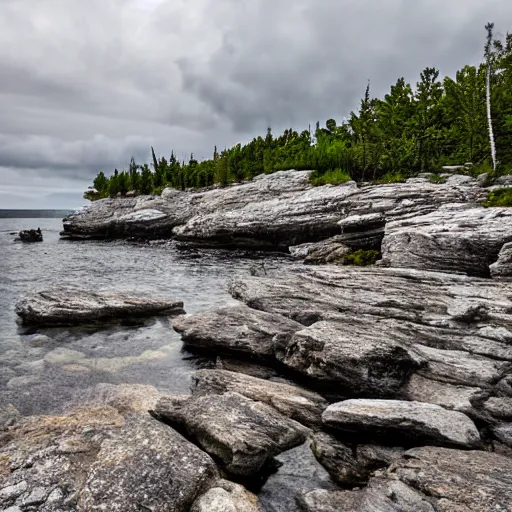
[0,217,335,509]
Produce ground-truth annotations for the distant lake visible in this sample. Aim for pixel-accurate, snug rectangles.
[0,209,73,219]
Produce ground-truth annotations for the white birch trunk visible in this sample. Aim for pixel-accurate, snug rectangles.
[486,64,497,171]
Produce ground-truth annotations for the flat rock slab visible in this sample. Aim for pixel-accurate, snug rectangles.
[152,392,308,477]
[15,289,185,326]
[323,399,481,449]
[192,369,329,427]
[172,305,303,359]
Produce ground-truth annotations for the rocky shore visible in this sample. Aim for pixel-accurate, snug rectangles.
[3,170,512,511]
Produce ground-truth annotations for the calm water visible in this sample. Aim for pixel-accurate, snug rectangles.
[0,218,335,509]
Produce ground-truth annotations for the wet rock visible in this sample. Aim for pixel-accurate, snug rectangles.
[191,480,261,512]
[79,414,218,511]
[172,305,303,360]
[281,321,424,396]
[75,382,163,414]
[323,399,481,449]
[381,205,512,276]
[311,432,404,487]
[192,369,328,427]
[15,289,184,326]
[152,392,308,477]
[17,228,43,243]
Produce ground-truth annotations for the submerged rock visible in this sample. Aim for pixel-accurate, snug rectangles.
[15,289,185,326]
[323,399,481,449]
[152,392,308,477]
[192,369,328,427]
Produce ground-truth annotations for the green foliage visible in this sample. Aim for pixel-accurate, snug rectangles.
[484,187,512,207]
[85,26,512,200]
[309,169,351,186]
[372,172,407,184]
[344,250,381,266]
[429,174,448,184]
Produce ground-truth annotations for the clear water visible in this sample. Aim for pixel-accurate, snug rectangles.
[0,217,335,509]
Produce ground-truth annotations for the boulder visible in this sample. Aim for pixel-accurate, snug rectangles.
[17,228,43,243]
[192,369,328,427]
[191,480,261,512]
[490,241,512,278]
[152,392,308,477]
[322,399,481,449]
[280,321,424,396]
[172,305,303,360]
[380,205,512,276]
[79,415,218,511]
[0,406,218,512]
[311,432,404,487]
[15,289,184,326]
[301,447,512,511]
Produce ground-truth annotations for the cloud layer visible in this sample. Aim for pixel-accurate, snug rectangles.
[0,0,511,208]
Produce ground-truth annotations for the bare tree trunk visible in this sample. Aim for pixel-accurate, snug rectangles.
[485,23,497,171]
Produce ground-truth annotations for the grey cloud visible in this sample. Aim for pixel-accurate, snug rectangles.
[0,0,511,208]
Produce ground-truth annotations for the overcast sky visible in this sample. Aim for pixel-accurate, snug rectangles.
[0,0,511,209]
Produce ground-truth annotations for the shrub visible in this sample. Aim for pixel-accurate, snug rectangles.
[344,249,381,266]
[309,169,352,186]
[484,187,512,207]
[372,172,407,184]
[428,174,447,184]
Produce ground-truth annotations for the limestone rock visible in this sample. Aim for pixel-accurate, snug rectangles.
[172,305,303,360]
[0,406,218,512]
[191,480,261,512]
[152,392,308,477]
[15,289,184,326]
[281,321,424,396]
[490,241,512,278]
[192,369,328,427]
[298,489,363,512]
[381,205,512,276]
[79,415,218,511]
[322,399,481,449]
[311,432,404,487]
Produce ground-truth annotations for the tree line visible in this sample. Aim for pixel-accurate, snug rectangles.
[85,26,512,201]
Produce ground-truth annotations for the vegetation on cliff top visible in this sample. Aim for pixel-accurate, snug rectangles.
[85,27,512,201]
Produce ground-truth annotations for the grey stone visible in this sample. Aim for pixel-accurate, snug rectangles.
[490,241,512,278]
[323,399,481,449]
[483,397,512,420]
[191,480,261,512]
[152,392,308,477]
[192,370,328,427]
[172,305,303,360]
[15,289,184,326]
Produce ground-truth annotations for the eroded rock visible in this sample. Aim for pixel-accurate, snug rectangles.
[192,370,328,427]
[152,392,308,477]
[322,399,481,449]
[15,289,184,326]
[191,480,261,512]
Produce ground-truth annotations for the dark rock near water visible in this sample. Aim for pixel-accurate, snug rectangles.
[16,228,43,243]
[152,392,309,477]
[15,289,184,326]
